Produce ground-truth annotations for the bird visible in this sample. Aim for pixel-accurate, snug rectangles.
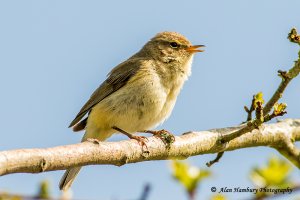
[59,31,204,190]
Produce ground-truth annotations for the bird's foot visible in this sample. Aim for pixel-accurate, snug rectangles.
[112,126,149,152]
[142,129,175,148]
[128,135,149,151]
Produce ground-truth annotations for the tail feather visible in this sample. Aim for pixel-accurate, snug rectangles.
[72,118,87,132]
[60,127,112,190]
[59,167,82,191]
[60,117,87,190]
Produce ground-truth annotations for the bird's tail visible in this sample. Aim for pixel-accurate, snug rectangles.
[59,128,113,191]
[59,167,82,191]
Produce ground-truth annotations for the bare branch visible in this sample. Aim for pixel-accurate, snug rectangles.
[219,28,300,145]
[263,29,300,114]
[244,95,256,122]
[0,119,299,176]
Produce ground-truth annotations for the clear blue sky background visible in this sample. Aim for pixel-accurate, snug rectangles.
[0,1,299,199]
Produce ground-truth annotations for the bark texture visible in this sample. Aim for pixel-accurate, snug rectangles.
[0,119,299,176]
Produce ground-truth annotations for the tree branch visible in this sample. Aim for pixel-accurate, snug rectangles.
[223,28,300,144]
[205,28,300,166]
[0,119,299,176]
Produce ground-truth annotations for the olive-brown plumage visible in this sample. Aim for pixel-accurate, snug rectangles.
[59,31,204,190]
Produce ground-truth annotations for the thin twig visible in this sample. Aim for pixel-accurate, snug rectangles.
[223,66,299,144]
[206,152,224,167]
[263,72,291,115]
[138,183,151,200]
[244,95,256,122]
[207,28,300,166]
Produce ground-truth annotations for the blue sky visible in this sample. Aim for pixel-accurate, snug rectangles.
[0,1,300,199]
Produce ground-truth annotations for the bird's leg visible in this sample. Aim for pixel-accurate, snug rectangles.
[141,129,175,147]
[112,126,149,150]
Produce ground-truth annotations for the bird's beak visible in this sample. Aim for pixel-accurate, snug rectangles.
[186,45,205,53]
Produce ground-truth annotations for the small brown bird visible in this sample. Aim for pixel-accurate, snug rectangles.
[59,31,204,190]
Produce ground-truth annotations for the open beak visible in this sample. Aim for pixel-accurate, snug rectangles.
[186,45,205,53]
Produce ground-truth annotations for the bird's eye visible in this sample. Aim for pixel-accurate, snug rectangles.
[170,42,179,48]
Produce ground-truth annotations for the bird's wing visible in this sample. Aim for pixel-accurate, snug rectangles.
[69,58,144,128]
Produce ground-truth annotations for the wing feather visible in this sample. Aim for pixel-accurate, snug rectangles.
[68,58,143,128]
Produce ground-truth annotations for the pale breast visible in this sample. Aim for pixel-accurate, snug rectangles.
[151,56,193,127]
[86,57,193,135]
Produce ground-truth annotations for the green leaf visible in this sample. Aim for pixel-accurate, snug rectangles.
[250,156,294,188]
[273,103,287,115]
[254,92,264,109]
[37,180,50,199]
[171,160,211,194]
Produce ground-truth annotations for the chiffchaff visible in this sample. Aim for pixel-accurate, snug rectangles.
[59,31,204,190]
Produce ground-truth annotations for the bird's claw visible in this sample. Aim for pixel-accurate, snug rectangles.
[156,129,175,144]
[130,135,149,152]
[145,129,175,148]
